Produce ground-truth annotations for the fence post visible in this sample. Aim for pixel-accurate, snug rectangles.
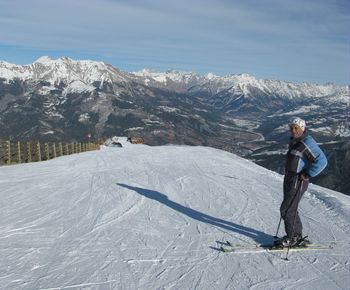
[17,141,21,164]
[59,142,63,156]
[27,142,31,163]
[53,143,57,159]
[6,140,11,165]
[37,142,42,161]
[65,143,69,155]
[45,143,50,160]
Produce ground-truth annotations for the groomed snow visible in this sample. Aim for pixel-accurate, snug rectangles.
[0,140,349,289]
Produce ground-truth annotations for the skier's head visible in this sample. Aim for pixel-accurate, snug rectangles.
[290,117,305,138]
[290,117,306,131]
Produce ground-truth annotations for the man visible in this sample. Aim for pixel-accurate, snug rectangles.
[278,117,327,247]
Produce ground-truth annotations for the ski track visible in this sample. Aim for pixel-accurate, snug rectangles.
[0,142,349,289]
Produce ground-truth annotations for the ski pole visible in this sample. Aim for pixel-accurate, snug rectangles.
[274,217,282,239]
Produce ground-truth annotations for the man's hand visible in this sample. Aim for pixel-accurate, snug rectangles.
[300,172,310,181]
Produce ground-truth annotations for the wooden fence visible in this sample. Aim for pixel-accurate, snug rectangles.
[0,140,100,166]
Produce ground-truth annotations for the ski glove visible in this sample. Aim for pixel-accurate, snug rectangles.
[299,171,310,181]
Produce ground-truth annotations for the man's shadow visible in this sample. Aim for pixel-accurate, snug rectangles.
[117,183,274,245]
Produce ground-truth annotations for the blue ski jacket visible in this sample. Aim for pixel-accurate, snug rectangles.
[285,131,327,178]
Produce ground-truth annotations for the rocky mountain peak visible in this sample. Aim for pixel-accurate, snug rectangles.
[34,56,54,64]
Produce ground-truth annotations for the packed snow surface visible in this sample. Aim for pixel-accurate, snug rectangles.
[0,139,349,289]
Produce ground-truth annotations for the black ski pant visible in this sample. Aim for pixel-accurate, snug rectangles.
[280,173,309,238]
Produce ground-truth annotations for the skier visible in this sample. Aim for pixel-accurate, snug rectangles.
[277,117,327,247]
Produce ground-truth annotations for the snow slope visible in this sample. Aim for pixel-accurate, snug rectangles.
[0,140,349,289]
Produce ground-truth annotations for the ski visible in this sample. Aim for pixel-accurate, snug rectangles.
[220,245,333,253]
[219,240,333,253]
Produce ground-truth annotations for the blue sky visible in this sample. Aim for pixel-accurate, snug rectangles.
[0,0,349,85]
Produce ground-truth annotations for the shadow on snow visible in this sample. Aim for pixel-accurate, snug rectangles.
[117,183,274,245]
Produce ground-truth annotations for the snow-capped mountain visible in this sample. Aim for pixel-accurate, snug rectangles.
[0,56,134,85]
[1,57,347,105]
[1,140,349,289]
[134,69,349,104]
[0,57,349,194]
[0,57,222,149]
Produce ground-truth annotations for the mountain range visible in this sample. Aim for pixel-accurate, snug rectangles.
[0,56,349,194]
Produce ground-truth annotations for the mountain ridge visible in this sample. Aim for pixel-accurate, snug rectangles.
[1,57,348,102]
